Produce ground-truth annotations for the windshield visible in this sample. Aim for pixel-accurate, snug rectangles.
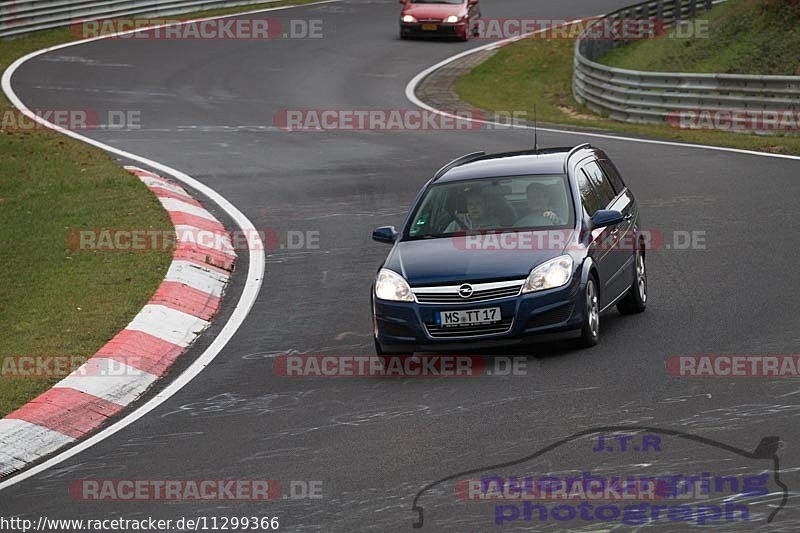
[409,0,463,4]
[405,175,574,240]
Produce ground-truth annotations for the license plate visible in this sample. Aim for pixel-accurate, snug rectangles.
[436,307,501,327]
[421,23,438,31]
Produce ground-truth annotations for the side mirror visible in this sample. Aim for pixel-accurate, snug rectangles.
[468,0,478,5]
[399,0,407,3]
[372,226,398,244]
[590,210,624,229]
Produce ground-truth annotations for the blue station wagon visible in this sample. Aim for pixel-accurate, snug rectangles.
[371,144,647,356]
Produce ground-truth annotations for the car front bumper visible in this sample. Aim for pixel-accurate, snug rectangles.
[373,272,586,354]
[400,21,468,38]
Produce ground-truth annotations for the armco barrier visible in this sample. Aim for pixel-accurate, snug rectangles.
[0,0,283,38]
[572,0,800,127]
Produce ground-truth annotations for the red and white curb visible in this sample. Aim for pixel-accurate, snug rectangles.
[0,166,235,478]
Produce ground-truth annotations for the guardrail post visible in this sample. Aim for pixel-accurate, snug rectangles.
[705,0,712,10]
[674,0,682,21]
[657,0,664,20]
[690,0,697,18]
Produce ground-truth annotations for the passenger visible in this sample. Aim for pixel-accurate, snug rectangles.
[516,182,567,227]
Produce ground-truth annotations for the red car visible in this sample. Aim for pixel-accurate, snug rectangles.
[399,0,481,41]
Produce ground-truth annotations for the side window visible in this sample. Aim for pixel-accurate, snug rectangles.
[598,159,626,194]
[583,160,616,206]
[576,167,602,216]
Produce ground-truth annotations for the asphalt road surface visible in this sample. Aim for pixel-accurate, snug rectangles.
[3,0,800,531]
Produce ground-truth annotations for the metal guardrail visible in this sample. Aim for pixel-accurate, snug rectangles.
[0,0,282,38]
[572,0,800,126]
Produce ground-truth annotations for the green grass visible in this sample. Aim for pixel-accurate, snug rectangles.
[0,134,173,416]
[599,0,800,75]
[454,20,800,155]
[0,0,319,417]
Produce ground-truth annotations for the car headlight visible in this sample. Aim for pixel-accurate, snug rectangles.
[401,15,417,23]
[375,269,415,302]
[444,15,460,23]
[521,255,574,293]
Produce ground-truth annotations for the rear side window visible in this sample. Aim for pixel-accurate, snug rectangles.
[598,159,626,193]
[582,160,616,206]
[575,168,602,216]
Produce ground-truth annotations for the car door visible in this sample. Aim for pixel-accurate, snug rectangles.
[583,159,634,303]
[575,161,617,309]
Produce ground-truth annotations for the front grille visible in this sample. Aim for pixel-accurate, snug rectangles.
[527,304,573,328]
[425,318,514,338]
[414,282,523,304]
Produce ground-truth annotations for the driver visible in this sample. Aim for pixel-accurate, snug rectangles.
[516,182,566,227]
[445,190,500,232]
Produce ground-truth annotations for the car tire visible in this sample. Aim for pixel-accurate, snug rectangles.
[576,276,600,348]
[617,247,647,315]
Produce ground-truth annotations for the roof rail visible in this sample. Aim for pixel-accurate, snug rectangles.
[432,151,486,181]
[563,143,591,172]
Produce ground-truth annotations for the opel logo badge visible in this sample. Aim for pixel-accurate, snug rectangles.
[458,284,473,299]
